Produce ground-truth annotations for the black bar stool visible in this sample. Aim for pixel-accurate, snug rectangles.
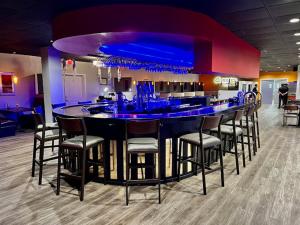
[56,117,105,201]
[31,113,61,185]
[125,119,161,205]
[241,105,257,160]
[212,110,246,174]
[177,115,224,195]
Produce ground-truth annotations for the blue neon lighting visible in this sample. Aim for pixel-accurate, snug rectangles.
[99,42,194,67]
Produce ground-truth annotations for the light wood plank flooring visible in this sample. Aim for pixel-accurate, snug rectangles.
[0,105,300,225]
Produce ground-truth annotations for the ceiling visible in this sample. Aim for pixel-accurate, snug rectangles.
[0,0,299,72]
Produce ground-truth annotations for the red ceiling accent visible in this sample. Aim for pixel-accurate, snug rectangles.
[53,5,260,78]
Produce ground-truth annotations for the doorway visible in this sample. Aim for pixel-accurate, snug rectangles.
[63,74,86,105]
[260,79,288,105]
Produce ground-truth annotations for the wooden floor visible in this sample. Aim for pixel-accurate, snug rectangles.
[1,104,300,225]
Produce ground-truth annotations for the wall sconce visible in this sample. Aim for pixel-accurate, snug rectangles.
[133,80,136,85]
[190,82,193,85]
[13,76,18,84]
[167,82,170,85]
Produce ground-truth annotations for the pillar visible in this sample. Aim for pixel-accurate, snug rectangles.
[41,46,64,122]
[296,65,300,100]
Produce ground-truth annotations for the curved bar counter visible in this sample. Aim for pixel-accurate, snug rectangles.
[53,102,244,185]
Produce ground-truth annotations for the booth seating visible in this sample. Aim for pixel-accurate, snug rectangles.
[211,110,246,175]
[125,120,161,205]
[177,115,224,195]
[0,119,16,138]
[56,117,105,201]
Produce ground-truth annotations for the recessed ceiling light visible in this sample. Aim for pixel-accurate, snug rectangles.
[290,18,300,23]
[294,33,300,36]
[297,42,300,45]
[50,40,54,43]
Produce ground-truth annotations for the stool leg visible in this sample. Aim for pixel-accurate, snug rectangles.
[157,152,161,204]
[80,149,86,201]
[31,138,37,177]
[252,123,257,155]
[177,140,182,182]
[241,134,246,168]
[57,147,61,196]
[233,135,239,175]
[38,140,45,185]
[199,145,206,195]
[125,153,129,206]
[256,115,260,148]
[246,125,252,161]
[219,144,225,187]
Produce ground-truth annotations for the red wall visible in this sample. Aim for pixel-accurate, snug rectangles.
[53,5,260,78]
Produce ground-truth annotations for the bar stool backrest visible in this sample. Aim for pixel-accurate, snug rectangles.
[126,120,160,139]
[284,105,298,111]
[200,115,223,131]
[234,110,244,122]
[32,113,45,132]
[57,117,86,137]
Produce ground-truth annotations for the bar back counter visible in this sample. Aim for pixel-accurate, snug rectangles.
[53,100,244,185]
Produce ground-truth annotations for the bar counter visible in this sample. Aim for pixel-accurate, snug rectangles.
[53,102,244,185]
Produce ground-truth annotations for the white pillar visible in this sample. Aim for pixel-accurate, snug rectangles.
[41,47,64,122]
[296,65,300,100]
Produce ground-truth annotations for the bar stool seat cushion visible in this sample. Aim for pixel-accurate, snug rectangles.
[211,125,243,136]
[179,133,221,148]
[35,129,60,141]
[128,137,157,145]
[127,138,158,153]
[226,121,253,128]
[37,122,58,130]
[62,135,104,149]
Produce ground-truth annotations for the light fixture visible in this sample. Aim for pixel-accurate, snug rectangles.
[294,33,300,36]
[133,80,136,85]
[50,40,54,43]
[290,18,300,23]
[12,76,18,84]
[296,42,300,45]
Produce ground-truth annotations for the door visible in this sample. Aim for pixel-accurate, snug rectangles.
[261,80,274,104]
[64,74,84,105]
[273,79,288,105]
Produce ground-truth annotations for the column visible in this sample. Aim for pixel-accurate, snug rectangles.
[296,65,300,100]
[41,46,64,122]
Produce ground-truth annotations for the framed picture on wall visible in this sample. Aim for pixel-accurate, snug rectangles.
[0,72,16,96]
[100,78,108,85]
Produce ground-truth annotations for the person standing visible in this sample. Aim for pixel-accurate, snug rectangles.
[278,84,289,108]
[252,84,258,94]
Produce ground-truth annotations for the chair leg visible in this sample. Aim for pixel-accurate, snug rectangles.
[52,139,55,153]
[38,140,45,185]
[57,147,61,196]
[177,140,182,182]
[233,135,239,175]
[219,145,225,187]
[241,134,246,168]
[252,124,257,155]
[31,138,37,177]
[199,146,206,195]
[246,126,252,161]
[80,149,86,201]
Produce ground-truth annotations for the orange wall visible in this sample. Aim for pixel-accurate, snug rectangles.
[199,74,219,91]
[258,71,297,90]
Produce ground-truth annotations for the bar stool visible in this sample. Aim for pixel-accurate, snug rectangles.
[56,117,105,201]
[211,110,246,175]
[254,103,261,148]
[241,105,257,160]
[31,113,61,185]
[177,115,224,195]
[125,120,161,205]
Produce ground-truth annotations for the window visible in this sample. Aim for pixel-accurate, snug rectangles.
[0,72,15,95]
